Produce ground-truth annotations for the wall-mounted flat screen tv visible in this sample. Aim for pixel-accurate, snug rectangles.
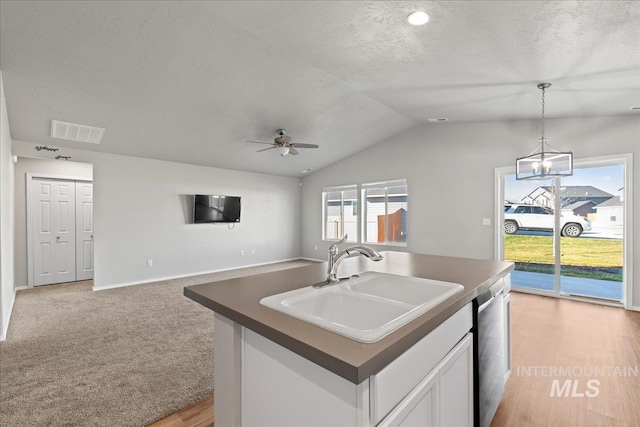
[193,195,241,223]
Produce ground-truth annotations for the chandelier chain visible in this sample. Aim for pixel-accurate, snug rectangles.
[540,85,546,141]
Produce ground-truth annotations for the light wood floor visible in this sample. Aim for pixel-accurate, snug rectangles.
[492,292,640,427]
[148,292,640,427]
[149,395,214,427]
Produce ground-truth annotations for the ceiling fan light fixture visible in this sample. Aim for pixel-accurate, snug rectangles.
[407,11,429,26]
[516,83,573,180]
[277,146,290,156]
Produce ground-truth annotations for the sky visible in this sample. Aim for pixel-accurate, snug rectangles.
[505,164,624,202]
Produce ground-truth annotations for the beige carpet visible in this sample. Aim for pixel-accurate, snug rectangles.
[0,259,316,427]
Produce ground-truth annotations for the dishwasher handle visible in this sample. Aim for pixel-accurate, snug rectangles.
[477,278,505,312]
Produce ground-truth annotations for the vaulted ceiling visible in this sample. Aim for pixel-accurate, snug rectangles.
[1,1,638,177]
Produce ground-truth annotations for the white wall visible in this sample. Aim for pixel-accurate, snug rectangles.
[0,72,15,340]
[12,140,302,290]
[13,157,93,288]
[301,115,640,308]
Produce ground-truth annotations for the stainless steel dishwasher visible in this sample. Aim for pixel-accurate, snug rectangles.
[474,278,505,427]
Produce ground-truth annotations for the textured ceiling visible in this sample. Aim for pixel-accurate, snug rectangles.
[1,1,638,177]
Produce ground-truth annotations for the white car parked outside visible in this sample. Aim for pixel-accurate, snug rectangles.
[504,204,592,237]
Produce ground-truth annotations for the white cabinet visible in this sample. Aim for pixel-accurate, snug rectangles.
[439,333,474,427]
[378,368,439,427]
[379,333,473,427]
[370,304,472,424]
[214,303,474,427]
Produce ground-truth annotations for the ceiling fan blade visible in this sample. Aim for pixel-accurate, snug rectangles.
[257,146,276,153]
[291,143,319,149]
[246,140,274,145]
[289,147,299,155]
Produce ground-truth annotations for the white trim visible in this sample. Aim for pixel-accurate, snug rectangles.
[621,153,634,310]
[494,167,507,261]
[512,288,624,308]
[14,286,28,291]
[495,153,634,310]
[0,288,16,341]
[361,178,407,188]
[26,173,93,287]
[26,173,92,182]
[92,257,308,291]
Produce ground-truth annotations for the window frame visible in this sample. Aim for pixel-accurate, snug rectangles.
[361,179,408,247]
[322,179,408,247]
[322,184,359,243]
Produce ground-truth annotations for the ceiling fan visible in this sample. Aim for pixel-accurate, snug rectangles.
[246,129,319,156]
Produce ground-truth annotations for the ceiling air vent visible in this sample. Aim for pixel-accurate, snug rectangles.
[51,120,105,144]
[427,118,449,122]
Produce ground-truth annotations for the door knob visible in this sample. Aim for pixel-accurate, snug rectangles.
[56,236,60,240]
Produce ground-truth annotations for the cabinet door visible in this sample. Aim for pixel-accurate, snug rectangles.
[439,333,474,427]
[378,369,439,427]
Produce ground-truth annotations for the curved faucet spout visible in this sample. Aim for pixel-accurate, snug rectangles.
[329,246,383,281]
[313,234,382,288]
[343,246,383,261]
[313,235,383,288]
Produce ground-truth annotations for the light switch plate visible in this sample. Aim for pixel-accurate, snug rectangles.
[482,218,491,226]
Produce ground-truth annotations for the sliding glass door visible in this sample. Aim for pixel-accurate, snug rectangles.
[559,164,624,302]
[503,176,557,293]
[499,156,629,305]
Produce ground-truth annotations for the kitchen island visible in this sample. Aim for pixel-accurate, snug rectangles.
[185,252,513,426]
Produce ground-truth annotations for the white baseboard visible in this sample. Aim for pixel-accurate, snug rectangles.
[92,257,312,291]
[1,288,16,341]
[14,286,28,291]
[301,257,325,263]
[629,306,640,312]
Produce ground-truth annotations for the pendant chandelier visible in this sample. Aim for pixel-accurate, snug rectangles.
[516,83,573,180]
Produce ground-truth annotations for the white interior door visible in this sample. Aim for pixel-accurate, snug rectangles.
[75,182,94,280]
[32,179,77,286]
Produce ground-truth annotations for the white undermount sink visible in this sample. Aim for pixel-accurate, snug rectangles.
[259,271,464,343]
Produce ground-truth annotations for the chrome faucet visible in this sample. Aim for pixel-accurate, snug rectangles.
[313,234,383,288]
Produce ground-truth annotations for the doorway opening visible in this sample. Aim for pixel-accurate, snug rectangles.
[495,154,633,308]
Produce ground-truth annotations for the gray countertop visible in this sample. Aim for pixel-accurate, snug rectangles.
[184,251,514,384]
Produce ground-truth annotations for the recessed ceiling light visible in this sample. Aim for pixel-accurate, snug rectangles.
[407,11,429,26]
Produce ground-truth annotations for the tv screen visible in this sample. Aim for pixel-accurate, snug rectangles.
[194,195,241,223]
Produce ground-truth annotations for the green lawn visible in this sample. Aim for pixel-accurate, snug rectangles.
[505,235,622,267]
[505,235,623,281]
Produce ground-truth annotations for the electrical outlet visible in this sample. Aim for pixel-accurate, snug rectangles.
[251,249,255,255]
[314,245,318,250]
[147,259,153,267]
[482,218,491,226]
[240,250,244,256]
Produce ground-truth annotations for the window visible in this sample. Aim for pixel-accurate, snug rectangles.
[322,179,408,246]
[323,185,358,242]
[363,179,408,246]
[531,206,550,215]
